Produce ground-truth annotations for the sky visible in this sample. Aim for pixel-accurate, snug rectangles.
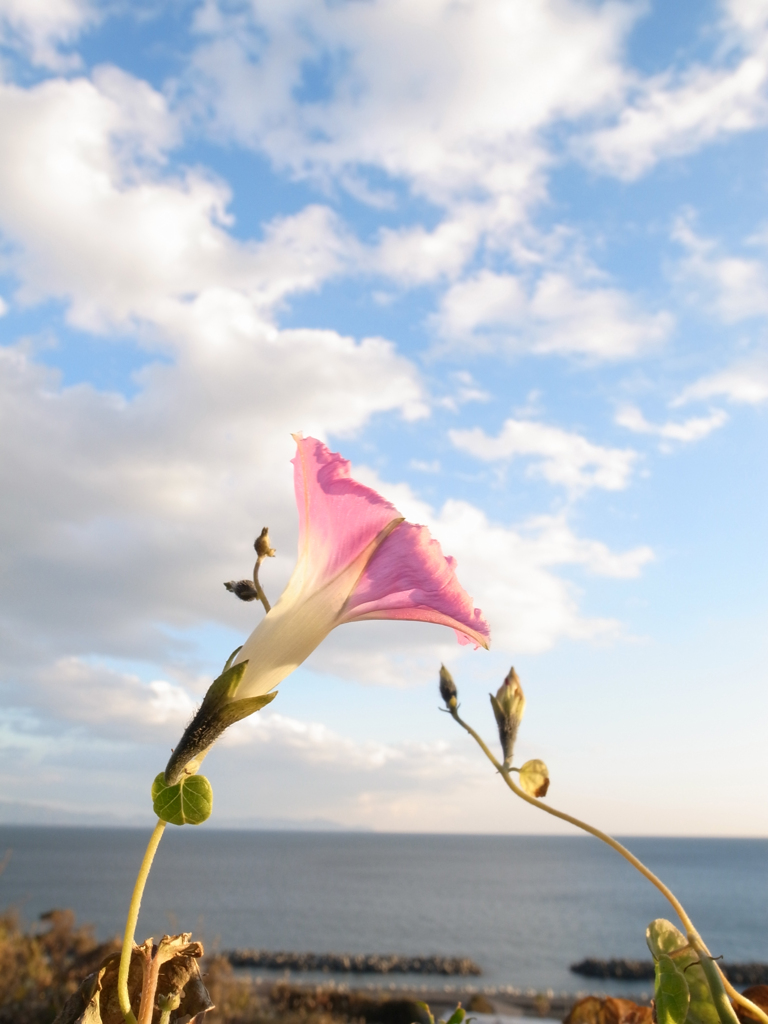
[0,0,766,836]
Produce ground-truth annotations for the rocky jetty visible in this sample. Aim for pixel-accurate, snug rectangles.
[719,964,768,985]
[571,960,655,981]
[571,959,768,985]
[227,950,482,976]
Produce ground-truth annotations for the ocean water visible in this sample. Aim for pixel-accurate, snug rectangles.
[1,828,766,996]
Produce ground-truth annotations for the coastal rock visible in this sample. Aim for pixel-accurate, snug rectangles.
[570,960,655,981]
[226,951,482,976]
[571,959,768,985]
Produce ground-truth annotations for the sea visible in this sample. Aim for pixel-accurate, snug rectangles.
[0,828,766,999]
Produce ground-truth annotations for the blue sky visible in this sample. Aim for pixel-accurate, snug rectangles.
[0,0,766,834]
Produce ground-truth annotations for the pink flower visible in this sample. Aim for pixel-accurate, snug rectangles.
[232,436,490,699]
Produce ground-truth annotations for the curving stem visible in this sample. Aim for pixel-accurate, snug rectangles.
[448,707,760,1024]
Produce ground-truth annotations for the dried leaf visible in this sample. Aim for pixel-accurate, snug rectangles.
[564,996,653,1024]
[518,759,550,798]
[54,934,213,1024]
[736,986,768,1023]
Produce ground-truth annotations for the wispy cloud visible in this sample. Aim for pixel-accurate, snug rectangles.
[0,0,94,69]
[616,405,728,447]
[450,418,638,495]
[672,215,768,323]
[187,0,635,207]
[432,270,672,360]
[580,3,768,180]
[673,359,768,406]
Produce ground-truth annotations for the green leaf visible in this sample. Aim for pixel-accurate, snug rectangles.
[646,920,719,1024]
[518,759,550,798]
[415,1002,435,1024]
[198,660,248,716]
[655,954,690,1024]
[152,773,213,826]
[222,646,243,673]
[215,691,278,729]
[647,919,689,957]
[445,1007,466,1024]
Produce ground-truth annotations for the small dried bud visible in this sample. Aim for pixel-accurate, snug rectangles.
[490,666,525,767]
[224,579,260,601]
[255,526,276,559]
[439,664,458,709]
[158,992,182,1012]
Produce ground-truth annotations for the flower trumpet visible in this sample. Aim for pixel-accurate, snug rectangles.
[166,435,489,782]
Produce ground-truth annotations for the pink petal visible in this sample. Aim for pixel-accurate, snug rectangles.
[340,521,491,649]
[292,436,403,587]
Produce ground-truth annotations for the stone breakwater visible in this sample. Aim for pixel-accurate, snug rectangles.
[571,959,768,985]
[226,951,483,976]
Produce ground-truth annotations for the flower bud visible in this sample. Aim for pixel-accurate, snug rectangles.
[490,666,525,767]
[254,526,276,560]
[158,992,181,1013]
[439,664,458,709]
[164,652,277,784]
[224,579,260,601]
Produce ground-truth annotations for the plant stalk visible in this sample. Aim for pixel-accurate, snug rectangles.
[253,557,271,613]
[118,819,167,1024]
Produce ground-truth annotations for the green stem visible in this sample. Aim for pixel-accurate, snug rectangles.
[450,709,748,1024]
[118,820,167,1024]
[689,931,746,1024]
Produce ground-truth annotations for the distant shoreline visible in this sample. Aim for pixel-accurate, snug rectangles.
[1,819,767,837]
[240,976,652,1019]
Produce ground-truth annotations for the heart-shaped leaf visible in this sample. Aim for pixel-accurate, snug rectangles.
[655,953,690,1024]
[647,920,719,1024]
[518,759,550,797]
[152,773,213,826]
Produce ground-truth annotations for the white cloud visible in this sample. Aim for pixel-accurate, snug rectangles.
[23,657,198,738]
[672,217,768,323]
[0,0,93,69]
[450,418,637,495]
[581,4,768,180]
[0,70,362,339]
[188,0,635,208]
[0,61,426,708]
[673,358,768,405]
[0,322,425,677]
[369,212,483,285]
[433,503,654,653]
[432,270,672,360]
[616,405,729,445]
[222,711,407,770]
[435,370,491,413]
[0,20,665,829]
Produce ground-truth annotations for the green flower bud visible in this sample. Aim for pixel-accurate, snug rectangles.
[439,664,458,709]
[164,650,277,785]
[158,992,181,1012]
[490,666,525,767]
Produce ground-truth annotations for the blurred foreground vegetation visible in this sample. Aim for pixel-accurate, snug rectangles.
[0,907,437,1024]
